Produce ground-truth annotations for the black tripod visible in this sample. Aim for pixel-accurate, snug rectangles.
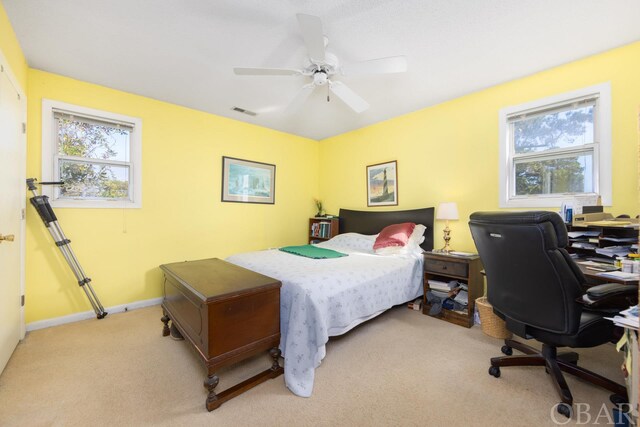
[26,178,107,319]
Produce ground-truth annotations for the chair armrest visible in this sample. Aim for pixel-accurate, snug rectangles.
[578,283,638,309]
[587,283,637,299]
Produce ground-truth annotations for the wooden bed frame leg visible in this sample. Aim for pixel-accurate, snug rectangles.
[161,314,170,337]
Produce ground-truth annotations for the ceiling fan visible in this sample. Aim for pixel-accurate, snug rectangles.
[233,14,407,114]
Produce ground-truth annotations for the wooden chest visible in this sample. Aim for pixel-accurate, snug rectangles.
[160,258,283,411]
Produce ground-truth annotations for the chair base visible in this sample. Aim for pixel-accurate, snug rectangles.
[490,338,627,408]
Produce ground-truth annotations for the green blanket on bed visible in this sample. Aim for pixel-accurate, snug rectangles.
[279,245,347,259]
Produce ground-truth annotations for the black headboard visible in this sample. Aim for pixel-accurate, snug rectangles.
[338,207,435,251]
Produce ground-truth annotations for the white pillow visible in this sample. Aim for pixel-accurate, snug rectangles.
[375,224,426,256]
[407,223,426,249]
[318,232,376,253]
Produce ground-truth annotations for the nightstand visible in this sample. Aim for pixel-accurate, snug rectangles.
[422,252,483,327]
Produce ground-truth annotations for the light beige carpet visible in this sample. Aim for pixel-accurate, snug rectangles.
[0,305,627,426]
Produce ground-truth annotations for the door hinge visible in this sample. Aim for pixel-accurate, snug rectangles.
[22,122,26,134]
[21,295,25,307]
[21,208,25,220]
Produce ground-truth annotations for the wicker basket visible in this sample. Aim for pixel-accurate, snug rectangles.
[476,297,512,339]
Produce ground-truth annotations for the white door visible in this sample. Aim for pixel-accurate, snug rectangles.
[0,62,25,374]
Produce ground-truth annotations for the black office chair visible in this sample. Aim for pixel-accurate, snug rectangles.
[469,211,636,418]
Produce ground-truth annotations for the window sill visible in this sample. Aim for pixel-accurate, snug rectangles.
[500,194,608,209]
[49,199,141,209]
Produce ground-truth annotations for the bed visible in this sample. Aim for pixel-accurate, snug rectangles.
[225,207,434,397]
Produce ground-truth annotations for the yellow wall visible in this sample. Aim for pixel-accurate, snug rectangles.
[319,41,640,252]
[13,10,639,323]
[26,70,318,322]
[0,1,27,91]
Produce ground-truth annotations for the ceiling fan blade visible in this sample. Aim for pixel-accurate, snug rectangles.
[284,84,315,114]
[341,56,408,76]
[329,81,369,113]
[234,67,302,76]
[296,14,326,63]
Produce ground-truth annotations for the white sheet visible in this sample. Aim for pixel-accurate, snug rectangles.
[225,233,423,397]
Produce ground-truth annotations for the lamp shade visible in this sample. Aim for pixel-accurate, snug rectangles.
[436,202,459,220]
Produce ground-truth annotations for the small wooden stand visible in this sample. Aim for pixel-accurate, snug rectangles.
[422,252,483,328]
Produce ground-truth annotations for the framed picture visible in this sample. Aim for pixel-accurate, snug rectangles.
[367,160,398,207]
[221,156,275,204]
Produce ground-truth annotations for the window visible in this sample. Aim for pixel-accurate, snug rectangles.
[42,100,142,208]
[499,83,611,208]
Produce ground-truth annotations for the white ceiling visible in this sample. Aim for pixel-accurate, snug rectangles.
[5,0,640,140]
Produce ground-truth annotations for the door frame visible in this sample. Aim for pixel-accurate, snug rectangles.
[0,47,27,340]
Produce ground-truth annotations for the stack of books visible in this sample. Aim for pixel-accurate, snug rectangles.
[310,221,332,238]
[428,279,457,298]
[428,280,468,306]
[407,298,422,311]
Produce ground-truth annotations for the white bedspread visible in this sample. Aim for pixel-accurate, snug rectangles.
[225,233,423,397]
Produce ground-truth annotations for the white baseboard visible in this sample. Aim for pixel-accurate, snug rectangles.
[26,297,163,332]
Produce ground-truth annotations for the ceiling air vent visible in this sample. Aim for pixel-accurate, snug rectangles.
[231,106,257,117]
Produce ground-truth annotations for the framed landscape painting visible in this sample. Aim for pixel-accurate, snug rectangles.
[221,156,275,204]
[367,160,398,206]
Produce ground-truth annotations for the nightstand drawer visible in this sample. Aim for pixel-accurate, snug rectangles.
[425,258,468,277]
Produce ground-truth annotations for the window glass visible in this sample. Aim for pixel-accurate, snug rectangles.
[56,116,130,162]
[58,160,130,199]
[514,153,593,196]
[513,105,594,154]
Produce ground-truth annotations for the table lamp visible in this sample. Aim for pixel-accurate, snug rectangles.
[436,202,459,253]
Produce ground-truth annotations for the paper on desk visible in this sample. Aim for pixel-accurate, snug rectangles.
[621,306,639,318]
[568,230,601,238]
[595,246,632,257]
[449,251,476,257]
[597,271,640,281]
[572,242,598,249]
[605,316,639,330]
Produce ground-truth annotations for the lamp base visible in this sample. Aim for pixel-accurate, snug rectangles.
[433,224,453,253]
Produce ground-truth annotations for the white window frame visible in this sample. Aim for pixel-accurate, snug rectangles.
[41,99,142,208]
[499,83,611,208]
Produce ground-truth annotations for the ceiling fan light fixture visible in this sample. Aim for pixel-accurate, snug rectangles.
[313,71,328,86]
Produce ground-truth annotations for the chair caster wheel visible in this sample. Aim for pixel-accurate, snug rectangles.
[610,394,628,406]
[501,345,513,356]
[557,403,572,418]
[488,366,501,378]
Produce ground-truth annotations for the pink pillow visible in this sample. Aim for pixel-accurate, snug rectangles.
[373,223,416,251]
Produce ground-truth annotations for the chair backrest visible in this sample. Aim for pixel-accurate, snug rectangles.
[469,211,586,337]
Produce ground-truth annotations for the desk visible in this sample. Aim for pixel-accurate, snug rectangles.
[577,264,640,286]
[481,265,639,286]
